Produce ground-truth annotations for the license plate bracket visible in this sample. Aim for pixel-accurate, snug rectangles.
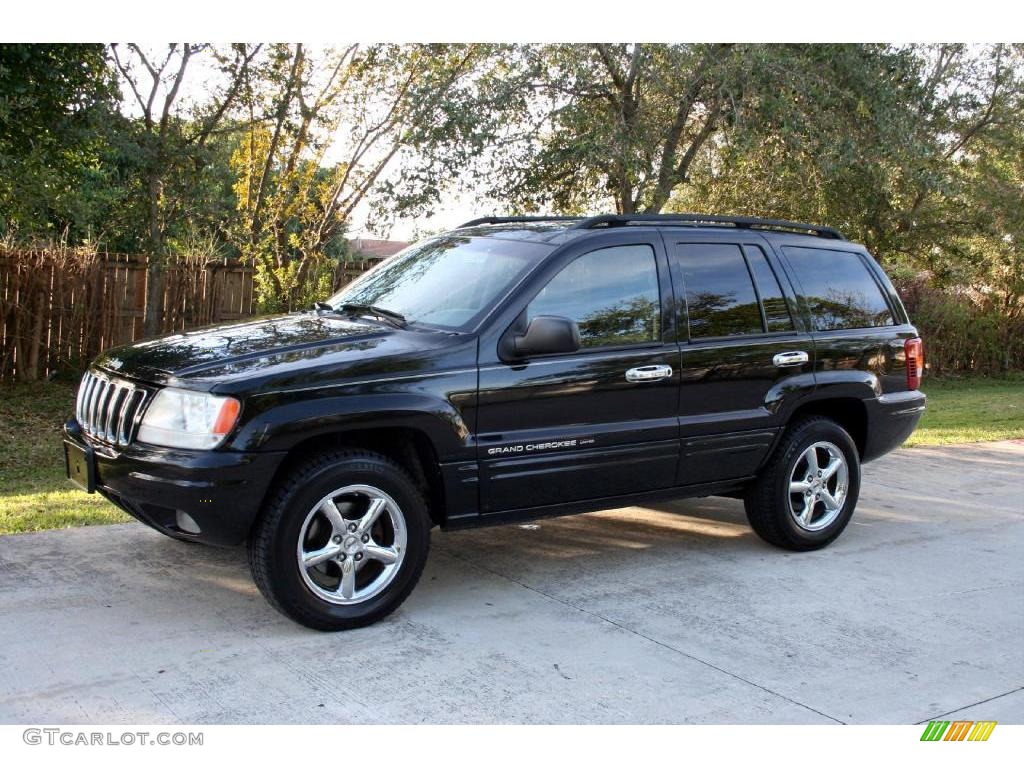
[64,440,96,493]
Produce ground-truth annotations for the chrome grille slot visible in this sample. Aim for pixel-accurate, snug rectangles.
[88,376,102,432]
[75,371,148,447]
[110,390,123,444]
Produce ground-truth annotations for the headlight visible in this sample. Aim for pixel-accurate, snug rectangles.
[137,388,241,449]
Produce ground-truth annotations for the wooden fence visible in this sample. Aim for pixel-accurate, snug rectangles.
[0,248,375,382]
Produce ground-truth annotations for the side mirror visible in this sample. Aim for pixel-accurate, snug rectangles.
[501,315,581,360]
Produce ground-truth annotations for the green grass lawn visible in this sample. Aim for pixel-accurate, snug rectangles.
[1,375,1022,535]
[903,375,1024,447]
[1,380,129,535]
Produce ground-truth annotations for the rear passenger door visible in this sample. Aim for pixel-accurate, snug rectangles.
[666,232,815,485]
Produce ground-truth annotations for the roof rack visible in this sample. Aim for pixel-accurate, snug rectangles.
[457,215,585,228]
[572,213,845,240]
[457,213,846,240]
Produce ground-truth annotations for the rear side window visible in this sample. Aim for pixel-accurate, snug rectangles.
[783,247,894,331]
[527,244,661,348]
[675,243,763,338]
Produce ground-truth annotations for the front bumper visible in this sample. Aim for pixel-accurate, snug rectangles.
[63,420,286,546]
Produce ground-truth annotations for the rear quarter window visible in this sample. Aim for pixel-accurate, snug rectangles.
[783,246,894,331]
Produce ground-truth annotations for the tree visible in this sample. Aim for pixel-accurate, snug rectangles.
[228,44,488,311]
[109,43,260,334]
[673,44,1024,277]
[0,44,118,241]
[473,43,741,215]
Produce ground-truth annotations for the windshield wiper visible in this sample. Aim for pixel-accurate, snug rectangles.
[335,303,407,328]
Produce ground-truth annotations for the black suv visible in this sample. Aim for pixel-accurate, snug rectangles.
[63,213,926,630]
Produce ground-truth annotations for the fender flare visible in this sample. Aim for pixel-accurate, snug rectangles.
[229,392,472,460]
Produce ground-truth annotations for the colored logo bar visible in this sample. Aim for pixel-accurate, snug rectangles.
[920,721,996,741]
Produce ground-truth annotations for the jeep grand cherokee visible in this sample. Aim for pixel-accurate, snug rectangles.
[63,213,926,630]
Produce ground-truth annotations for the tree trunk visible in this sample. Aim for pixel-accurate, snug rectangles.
[25,287,45,381]
[143,172,164,337]
[616,171,636,214]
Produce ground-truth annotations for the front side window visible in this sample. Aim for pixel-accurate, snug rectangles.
[527,244,661,349]
[783,247,894,331]
[327,235,551,330]
[675,243,763,338]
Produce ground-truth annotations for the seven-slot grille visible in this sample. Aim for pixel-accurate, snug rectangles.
[75,371,148,447]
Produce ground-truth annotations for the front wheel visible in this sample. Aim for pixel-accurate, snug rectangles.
[744,417,861,551]
[248,450,431,631]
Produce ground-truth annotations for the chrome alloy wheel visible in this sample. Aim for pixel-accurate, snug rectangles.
[787,441,849,532]
[296,484,408,605]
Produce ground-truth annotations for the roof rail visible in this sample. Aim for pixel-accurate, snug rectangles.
[572,213,846,240]
[457,215,585,228]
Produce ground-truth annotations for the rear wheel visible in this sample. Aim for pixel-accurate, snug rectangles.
[248,450,431,630]
[744,417,861,551]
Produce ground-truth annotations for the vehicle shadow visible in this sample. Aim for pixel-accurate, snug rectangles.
[60,495,766,636]
[431,495,764,573]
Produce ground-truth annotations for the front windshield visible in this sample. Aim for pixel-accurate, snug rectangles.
[326,235,552,330]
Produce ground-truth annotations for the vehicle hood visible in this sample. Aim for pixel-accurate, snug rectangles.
[92,312,468,393]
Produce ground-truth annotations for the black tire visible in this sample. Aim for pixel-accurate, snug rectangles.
[248,449,431,631]
[744,417,861,551]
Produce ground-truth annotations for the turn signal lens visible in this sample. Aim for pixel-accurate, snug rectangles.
[213,398,241,435]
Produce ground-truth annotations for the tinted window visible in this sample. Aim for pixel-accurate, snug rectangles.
[744,246,795,332]
[328,235,549,330]
[783,247,894,331]
[527,245,660,348]
[676,243,763,338]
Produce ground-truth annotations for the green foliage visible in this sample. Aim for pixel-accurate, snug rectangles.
[463,44,743,214]
[897,277,1024,375]
[374,44,529,221]
[0,44,119,242]
[672,45,928,238]
[252,251,339,314]
[229,43,488,311]
[1,43,1022,371]
[675,45,1024,290]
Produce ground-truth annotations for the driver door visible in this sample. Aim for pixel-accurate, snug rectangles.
[475,238,681,514]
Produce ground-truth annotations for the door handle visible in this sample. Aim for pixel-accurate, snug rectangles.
[772,351,810,367]
[625,365,674,383]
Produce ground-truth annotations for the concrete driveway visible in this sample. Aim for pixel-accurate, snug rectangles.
[1,441,1022,724]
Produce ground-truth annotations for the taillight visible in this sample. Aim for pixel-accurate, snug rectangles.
[905,337,924,390]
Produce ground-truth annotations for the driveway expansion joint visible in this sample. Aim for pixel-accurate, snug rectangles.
[915,685,1024,724]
